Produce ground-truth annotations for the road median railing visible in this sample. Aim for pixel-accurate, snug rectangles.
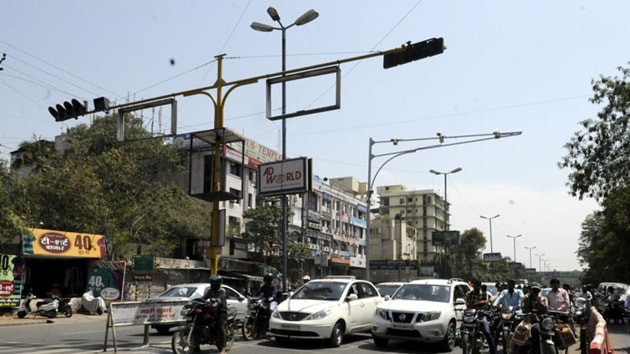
[588,307,614,354]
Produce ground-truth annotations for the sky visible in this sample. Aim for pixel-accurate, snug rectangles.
[2,0,627,272]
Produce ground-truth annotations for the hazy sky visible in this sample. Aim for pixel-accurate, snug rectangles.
[3,1,625,271]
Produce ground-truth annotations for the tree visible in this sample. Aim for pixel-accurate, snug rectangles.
[0,159,29,248]
[241,204,282,265]
[15,114,211,261]
[451,228,487,280]
[559,64,630,201]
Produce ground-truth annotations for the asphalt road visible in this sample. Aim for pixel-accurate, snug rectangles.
[0,313,629,354]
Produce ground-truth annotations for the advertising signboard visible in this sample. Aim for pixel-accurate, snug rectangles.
[257,157,312,196]
[483,252,503,262]
[22,228,106,258]
[0,254,24,307]
[431,231,460,246]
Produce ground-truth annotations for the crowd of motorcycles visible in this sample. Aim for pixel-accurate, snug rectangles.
[458,288,627,354]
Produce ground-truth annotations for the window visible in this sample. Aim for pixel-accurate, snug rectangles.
[229,162,241,177]
[407,197,413,203]
[399,198,405,204]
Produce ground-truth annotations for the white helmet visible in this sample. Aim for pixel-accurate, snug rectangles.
[303,275,311,282]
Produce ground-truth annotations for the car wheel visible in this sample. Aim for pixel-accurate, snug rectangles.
[373,335,389,347]
[439,320,456,352]
[155,326,171,335]
[329,321,345,347]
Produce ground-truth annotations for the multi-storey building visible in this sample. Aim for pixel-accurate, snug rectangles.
[375,184,446,266]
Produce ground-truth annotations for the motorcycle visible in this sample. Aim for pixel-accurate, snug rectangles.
[241,297,272,340]
[17,291,60,319]
[511,312,559,354]
[459,308,497,354]
[81,290,106,315]
[171,297,236,354]
[497,305,523,352]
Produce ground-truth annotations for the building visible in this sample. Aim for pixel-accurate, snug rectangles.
[375,184,447,268]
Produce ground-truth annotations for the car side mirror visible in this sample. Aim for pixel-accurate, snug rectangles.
[384,295,391,301]
[346,293,359,301]
[455,298,466,305]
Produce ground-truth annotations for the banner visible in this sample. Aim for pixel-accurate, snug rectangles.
[87,260,126,301]
[23,228,106,258]
[0,254,24,307]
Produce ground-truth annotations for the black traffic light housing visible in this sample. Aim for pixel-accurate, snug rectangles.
[48,99,88,122]
[383,37,445,69]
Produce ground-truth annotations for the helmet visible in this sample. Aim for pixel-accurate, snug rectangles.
[530,285,541,293]
[303,275,311,282]
[210,274,223,291]
[263,273,274,284]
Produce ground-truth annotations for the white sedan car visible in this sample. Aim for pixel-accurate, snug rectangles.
[269,276,383,347]
[371,278,470,351]
[145,283,248,334]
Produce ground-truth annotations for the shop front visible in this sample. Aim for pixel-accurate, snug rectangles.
[20,228,111,300]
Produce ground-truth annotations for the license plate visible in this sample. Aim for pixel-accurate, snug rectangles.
[281,324,300,330]
[392,323,413,330]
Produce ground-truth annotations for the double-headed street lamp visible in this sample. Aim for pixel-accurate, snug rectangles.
[251,7,319,292]
[536,253,545,272]
[429,167,462,231]
[524,246,536,268]
[365,131,522,280]
[480,214,500,253]
[506,234,522,262]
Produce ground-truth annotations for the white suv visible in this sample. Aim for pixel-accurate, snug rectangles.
[371,278,470,351]
[269,276,383,347]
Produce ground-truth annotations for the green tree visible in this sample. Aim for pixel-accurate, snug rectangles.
[559,64,630,201]
[16,114,211,260]
[451,228,488,280]
[0,159,29,248]
[241,204,282,265]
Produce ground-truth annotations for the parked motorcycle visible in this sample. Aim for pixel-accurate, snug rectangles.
[17,291,60,319]
[573,296,590,354]
[171,297,236,354]
[511,312,559,354]
[241,297,272,340]
[459,308,497,354]
[81,290,105,315]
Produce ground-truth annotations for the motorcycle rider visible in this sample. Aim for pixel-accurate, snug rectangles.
[546,278,571,326]
[465,279,497,354]
[521,285,548,352]
[254,273,278,336]
[202,274,228,354]
[493,279,524,310]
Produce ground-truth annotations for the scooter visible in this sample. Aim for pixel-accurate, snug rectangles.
[81,290,106,315]
[17,291,60,319]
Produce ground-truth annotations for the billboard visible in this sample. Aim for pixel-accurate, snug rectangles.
[23,228,106,258]
[483,252,502,262]
[431,231,460,246]
[0,254,25,307]
[257,157,312,196]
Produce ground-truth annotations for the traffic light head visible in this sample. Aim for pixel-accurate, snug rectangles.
[48,99,88,122]
[383,37,445,69]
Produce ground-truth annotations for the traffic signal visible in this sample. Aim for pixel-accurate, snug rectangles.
[383,37,445,69]
[48,99,88,122]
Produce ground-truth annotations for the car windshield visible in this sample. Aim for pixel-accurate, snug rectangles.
[291,281,347,300]
[392,284,451,303]
[159,286,198,298]
[376,284,402,297]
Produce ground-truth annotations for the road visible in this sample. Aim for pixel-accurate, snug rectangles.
[0,314,629,354]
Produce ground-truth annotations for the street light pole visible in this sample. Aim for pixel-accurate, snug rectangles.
[251,7,319,293]
[429,167,462,231]
[524,246,536,268]
[480,214,500,253]
[535,253,545,272]
[506,234,522,262]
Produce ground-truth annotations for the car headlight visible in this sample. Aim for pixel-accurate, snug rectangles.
[375,308,390,320]
[305,308,332,320]
[423,311,441,321]
[271,309,280,318]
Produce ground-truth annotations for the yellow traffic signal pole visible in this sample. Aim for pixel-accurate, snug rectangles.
[88,40,442,278]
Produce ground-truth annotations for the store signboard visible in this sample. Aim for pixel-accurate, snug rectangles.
[0,254,25,307]
[23,228,106,258]
[87,260,126,301]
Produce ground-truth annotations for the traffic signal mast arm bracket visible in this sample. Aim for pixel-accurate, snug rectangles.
[60,37,446,119]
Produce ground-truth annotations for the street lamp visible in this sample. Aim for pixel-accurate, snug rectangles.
[506,234,522,262]
[480,214,500,253]
[429,167,462,231]
[251,7,319,293]
[536,253,545,272]
[524,246,536,268]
